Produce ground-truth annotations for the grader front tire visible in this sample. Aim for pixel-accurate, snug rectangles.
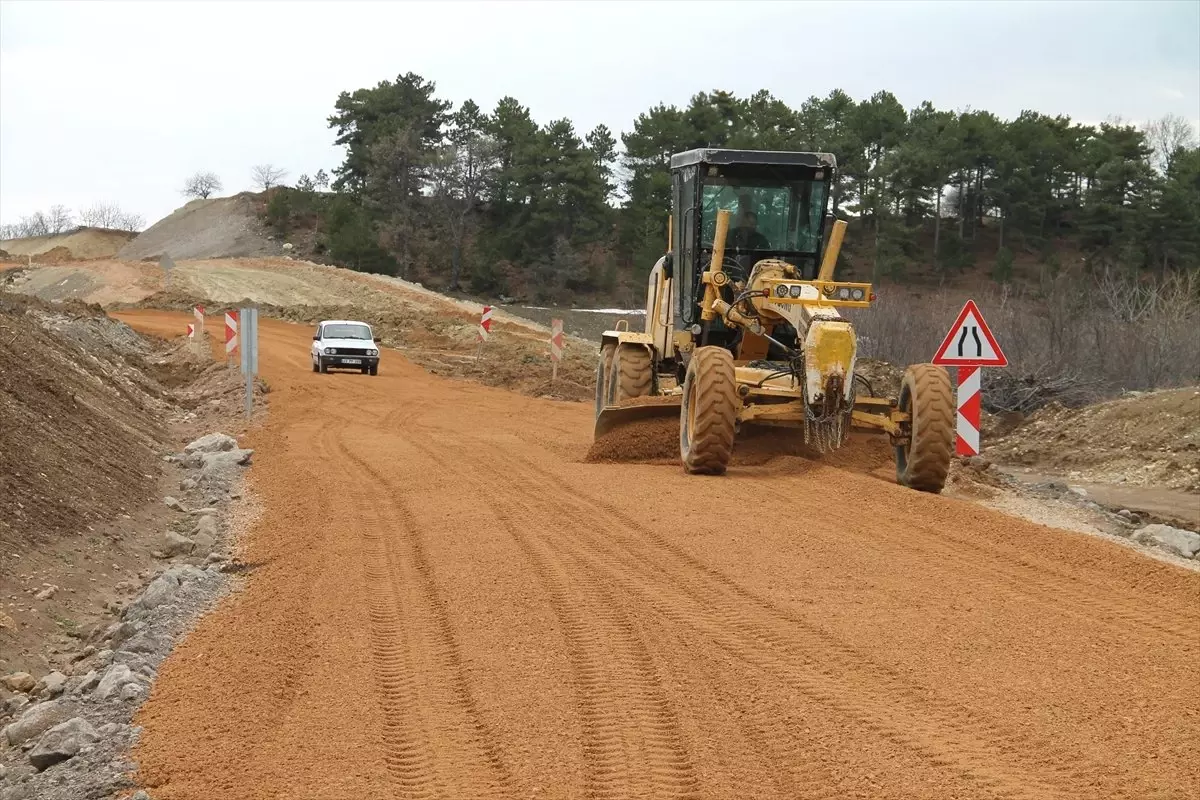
[895,363,954,493]
[607,343,654,405]
[680,346,737,475]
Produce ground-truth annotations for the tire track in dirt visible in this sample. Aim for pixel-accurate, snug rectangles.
[429,433,1151,799]
[324,423,514,799]
[496,447,1170,798]
[392,431,701,800]
[399,431,920,799]
[493,454,1059,799]
[314,423,442,799]
[763,474,1198,647]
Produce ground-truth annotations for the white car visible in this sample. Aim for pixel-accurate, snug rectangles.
[311,319,381,375]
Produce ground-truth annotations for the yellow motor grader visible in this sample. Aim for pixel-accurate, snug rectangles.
[593,148,954,491]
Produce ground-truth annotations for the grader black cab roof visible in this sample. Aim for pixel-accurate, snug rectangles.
[669,148,838,171]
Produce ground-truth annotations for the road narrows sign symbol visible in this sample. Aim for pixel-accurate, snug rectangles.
[932,299,1007,458]
[932,299,1007,367]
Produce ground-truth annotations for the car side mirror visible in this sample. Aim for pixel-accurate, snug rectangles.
[313,335,319,341]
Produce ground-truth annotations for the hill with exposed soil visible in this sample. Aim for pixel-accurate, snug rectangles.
[116,195,281,261]
[0,228,138,261]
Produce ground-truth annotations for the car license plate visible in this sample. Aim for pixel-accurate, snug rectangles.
[343,358,361,364]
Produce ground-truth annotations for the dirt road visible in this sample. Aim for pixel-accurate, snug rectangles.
[115,310,1200,800]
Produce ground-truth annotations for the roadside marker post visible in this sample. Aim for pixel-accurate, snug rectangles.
[932,299,1008,457]
[224,310,239,369]
[239,305,259,419]
[477,305,493,342]
[475,305,493,360]
[549,318,564,383]
[186,323,195,339]
[192,305,206,359]
[160,255,175,291]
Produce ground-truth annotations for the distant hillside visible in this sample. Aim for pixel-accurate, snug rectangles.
[117,193,282,261]
[0,227,137,260]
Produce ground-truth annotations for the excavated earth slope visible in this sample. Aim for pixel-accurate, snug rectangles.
[116,196,280,261]
[114,309,1199,800]
[0,228,137,260]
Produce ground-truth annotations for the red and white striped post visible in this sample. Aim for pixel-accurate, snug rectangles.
[932,299,1007,458]
[477,305,493,342]
[955,366,982,456]
[549,318,564,383]
[475,305,493,359]
[224,310,239,369]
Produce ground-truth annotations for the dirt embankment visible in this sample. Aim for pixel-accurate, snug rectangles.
[0,229,138,261]
[0,294,172,559]
[116,195,280,261]
[989,388,1200,492]
[0,291,264,673]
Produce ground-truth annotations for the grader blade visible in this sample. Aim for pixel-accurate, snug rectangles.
[593,398,682,439]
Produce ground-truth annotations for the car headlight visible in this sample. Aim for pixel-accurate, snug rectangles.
[324,347,335,355]
[789,284,804,298]
[369,349,378,356]
[851,288,865,301]
[774,284,789,298]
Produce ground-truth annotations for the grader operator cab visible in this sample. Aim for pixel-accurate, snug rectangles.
[593,148,955,491]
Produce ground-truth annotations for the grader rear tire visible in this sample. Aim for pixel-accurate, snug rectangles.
[895,363,954,492]
[680,346,737,475]
[595,343,616,417]
[607,343,654,405]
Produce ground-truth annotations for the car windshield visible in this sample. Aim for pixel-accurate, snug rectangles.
[700,177,827,253]
[322,324,372,340]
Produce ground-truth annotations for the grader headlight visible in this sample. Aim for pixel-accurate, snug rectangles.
[774,284,789,298]
[789,284,804,298]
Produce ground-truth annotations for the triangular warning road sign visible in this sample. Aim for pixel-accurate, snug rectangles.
[932,299,1008,367]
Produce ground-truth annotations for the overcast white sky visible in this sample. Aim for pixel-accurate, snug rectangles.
[1,0,1198,228]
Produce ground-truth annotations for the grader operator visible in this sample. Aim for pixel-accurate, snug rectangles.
[593,148,955,492]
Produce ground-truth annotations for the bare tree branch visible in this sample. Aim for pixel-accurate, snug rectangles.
[182,171,223,199]
[251,164,288,193]
[46,205,74,235]
[1144,113,1198,173]
[77,202,144,231]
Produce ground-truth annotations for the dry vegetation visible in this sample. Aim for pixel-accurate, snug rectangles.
[847,267,1200,413]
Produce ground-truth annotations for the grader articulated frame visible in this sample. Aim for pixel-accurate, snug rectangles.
[593,148,954,492]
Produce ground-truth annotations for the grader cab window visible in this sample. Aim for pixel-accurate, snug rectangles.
[700,179,826,254]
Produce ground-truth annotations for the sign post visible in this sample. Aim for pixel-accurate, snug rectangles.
[192,305,206,358]
[931,299,1008,457]
[549,318,564,383]
[239,305,259,419]
[160,255,175,291]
